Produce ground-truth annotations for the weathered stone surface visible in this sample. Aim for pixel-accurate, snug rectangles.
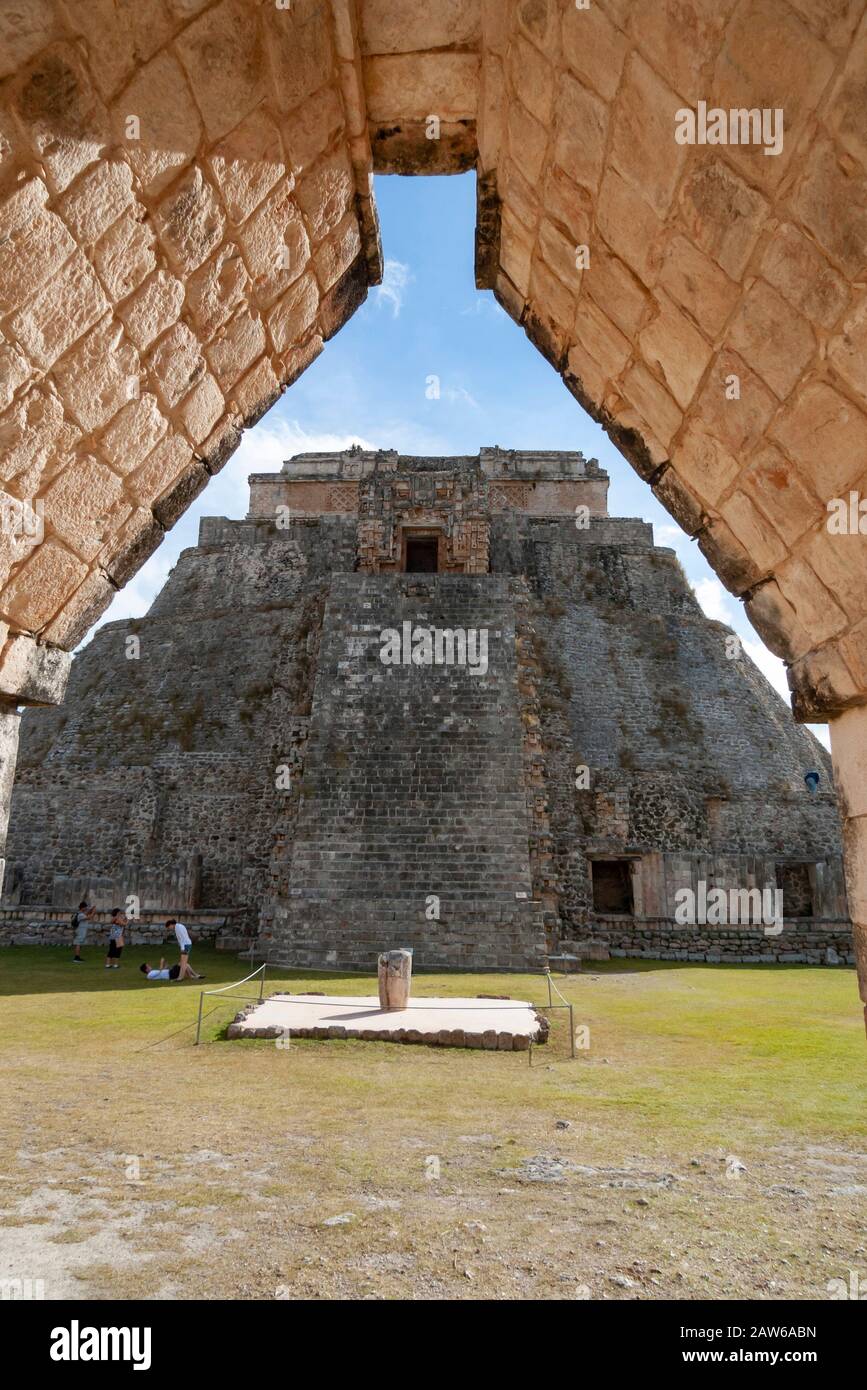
[0,634,71,704]
[3,448,849,977]
[0,0,864,957]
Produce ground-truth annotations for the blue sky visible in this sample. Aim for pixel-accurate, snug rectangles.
[97,172,828,747]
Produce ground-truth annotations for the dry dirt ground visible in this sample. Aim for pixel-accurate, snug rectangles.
[1,947,865,1301]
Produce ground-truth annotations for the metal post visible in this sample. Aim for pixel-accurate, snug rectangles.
[547,970,553,1007]
[195,991,204,1047]
[569,1003,575,1059]
[258,964,265,1001]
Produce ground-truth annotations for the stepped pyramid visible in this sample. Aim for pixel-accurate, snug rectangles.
[3,447,852,968]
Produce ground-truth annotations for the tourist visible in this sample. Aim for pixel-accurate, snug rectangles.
[167,917,204,980]
[71,900,96,962]
[139,959,182,982]
[104,908,126,969]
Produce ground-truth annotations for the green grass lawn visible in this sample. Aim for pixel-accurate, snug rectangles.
[1,945,865,1300]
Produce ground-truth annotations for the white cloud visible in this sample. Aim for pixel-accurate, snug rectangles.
[693,576,735,624]
[443,384,479,408]
[375,258,412,317]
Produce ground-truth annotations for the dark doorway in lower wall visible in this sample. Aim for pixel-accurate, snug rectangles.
[776,861,814,917]
[591,859,634,915]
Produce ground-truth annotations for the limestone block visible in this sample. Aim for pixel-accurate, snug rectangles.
[597,170,662,285]
[790,139,867,280]
[771,380,867,497]
[621,362,683,449]
[0,334,29,413]
[718,489,788,577]
[128,433,192,507]
[154,167,226,274]
[0,537,87,631]
[537,219,581,296]
[553,73,608,195]
[0,387,77,496]
[230,357,281,428]
[0,633,71,704]
[832,707,867,822]
[42,570,116,650]
[207,109,286,226]
[152,460,210,530]
[11,44,109,192]
[739,442,823,548]
[314,214,362,293]
[0,206,75,317]
[639,294,713,410]
[0,0,57,80]
[561,0,627,102]
[207,309,267,390]
[679,159,768,280]
[9,250,108,370]
[283,84,345,173]
[57,159,135,247]
[99,506,164,586]
[147,323,206,408]
[774,554,849,648]
[93,207,156,303]
[113,50,202,197]
[100,393,168,475]
[760,222,848,332]
[264,0,334,115]
[713,0,835,185]
[238,180,310,306]
[360,0,479,54]
[609,55,687,218]
[788,640,863,720]
[198,415,241,476]
[728,280,816,401]
[63,0,173,100]
[176,0,268,141]
[801,527,867,624]
[585,243,649,337]
[365,52,479,121]
[573,301,631,388]
[265,265,319,353]
[117,269,185,351]
[657,234,740,338]
[52,316,140,432]
[41,453,126,562]
[828,295,867,402]
[510,33,554,127]
[296,151,355,243]
[745,577,811,662]
[179,374,224,445]
[186,243,250,339]
[690,347,776,457]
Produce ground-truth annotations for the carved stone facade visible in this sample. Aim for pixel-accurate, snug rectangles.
[2,448,852,971]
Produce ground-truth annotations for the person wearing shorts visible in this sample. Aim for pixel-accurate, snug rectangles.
[72,901,96,962]
[139,959,181,981]
[167,917,204,980]
[104,908,126,970]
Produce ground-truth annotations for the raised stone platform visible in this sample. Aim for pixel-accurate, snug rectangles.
[226,993,549,1050]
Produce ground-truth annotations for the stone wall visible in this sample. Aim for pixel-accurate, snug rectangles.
[3,450,851,966]
[263,570,549,970]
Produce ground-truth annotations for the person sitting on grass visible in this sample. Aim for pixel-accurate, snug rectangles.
[166,917,204,980]
[71,901,96,962]
[139,956,204,982]
[104,908,126,970]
